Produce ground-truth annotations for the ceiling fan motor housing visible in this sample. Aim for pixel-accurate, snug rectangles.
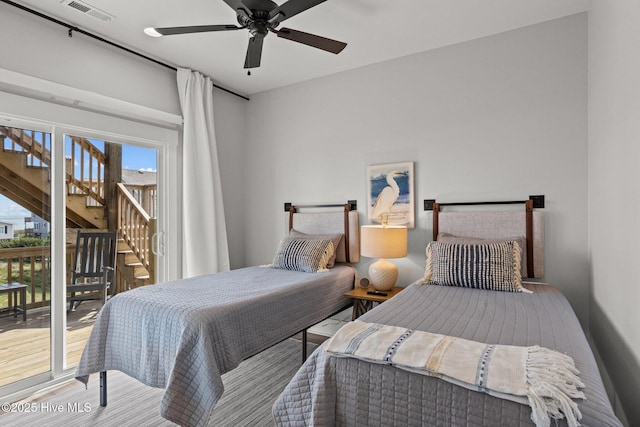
[240,9,271,38]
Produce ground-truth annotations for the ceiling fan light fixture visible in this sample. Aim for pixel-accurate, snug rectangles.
[144,27,163,37]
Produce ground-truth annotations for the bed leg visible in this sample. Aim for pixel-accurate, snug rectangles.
[302,329,308,364]
[100,371,107,406]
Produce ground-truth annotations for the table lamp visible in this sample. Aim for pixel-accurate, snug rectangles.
[360,225,408,291]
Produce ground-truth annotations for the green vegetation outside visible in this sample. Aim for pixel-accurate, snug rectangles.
[0,237,50,249]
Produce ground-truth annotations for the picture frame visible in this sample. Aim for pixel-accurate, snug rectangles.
[366,161,414,228]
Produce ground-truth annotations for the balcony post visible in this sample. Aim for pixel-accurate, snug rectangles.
[105,142,122,231]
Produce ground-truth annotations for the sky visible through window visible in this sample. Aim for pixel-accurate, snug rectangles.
[0,138,156,230]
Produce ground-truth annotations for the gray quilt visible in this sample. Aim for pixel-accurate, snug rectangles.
[76,265,354,427]
[272,282,622,426]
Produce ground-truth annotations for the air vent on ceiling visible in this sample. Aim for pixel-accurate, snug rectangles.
[60,0,115,22]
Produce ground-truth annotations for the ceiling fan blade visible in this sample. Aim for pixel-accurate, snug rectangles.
[244,37,264,69]
[269,0,327,22]
[150,24,243,36]
[221,0,251,15]
[277,28,346,54]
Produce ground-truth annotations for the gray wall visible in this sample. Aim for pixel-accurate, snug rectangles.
[0,1,179,115]
[245,14,590,324]
[588,1,640,425]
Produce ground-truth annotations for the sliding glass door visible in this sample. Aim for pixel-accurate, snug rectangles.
[0,123,52,387]
[0,113,172,398]
[63,134,159,369]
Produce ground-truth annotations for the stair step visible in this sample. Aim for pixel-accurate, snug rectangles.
[122,253,139,265]
[131,265,149,278]
[117,241,132,252]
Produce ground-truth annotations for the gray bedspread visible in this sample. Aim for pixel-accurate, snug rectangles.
[76,265,354,427]
[272,282,622,426]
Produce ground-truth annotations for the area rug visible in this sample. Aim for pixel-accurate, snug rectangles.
[0,338,314,426]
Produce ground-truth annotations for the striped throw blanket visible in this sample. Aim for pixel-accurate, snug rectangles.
[324,321,585,427]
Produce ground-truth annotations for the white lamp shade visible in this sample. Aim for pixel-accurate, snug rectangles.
[360,225,408,259]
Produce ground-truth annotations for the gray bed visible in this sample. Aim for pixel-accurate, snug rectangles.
[272,281,621,426]
[76,204,360,427]
[272,200,622,426]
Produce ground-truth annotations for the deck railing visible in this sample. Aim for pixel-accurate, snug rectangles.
[0,126,50,167]
[117,183,156,286]
[124,184,157,218]
[66,136,106,206]
[0,246,51,309]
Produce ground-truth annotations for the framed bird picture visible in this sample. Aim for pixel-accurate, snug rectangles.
[367,161,414,228]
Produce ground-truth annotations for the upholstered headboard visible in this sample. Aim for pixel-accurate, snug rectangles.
[285,202,360,264]
[431,199,544,278]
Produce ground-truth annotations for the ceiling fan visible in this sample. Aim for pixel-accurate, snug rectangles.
[144,0,347,70]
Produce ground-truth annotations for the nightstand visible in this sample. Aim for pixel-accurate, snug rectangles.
[344,286,404,320]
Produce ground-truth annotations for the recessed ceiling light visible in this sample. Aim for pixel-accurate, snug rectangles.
[144,27,163,38]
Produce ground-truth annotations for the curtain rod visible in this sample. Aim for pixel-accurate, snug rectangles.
[2,0,250,101]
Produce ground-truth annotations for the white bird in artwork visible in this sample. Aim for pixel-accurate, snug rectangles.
[372,171,403,224]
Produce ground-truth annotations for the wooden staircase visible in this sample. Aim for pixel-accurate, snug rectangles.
[0,126,107,229]
[115,183,155,289]
[117,239,151,289]
[1,125,155,291]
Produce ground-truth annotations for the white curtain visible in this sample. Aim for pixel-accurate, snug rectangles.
[177,68,230,277]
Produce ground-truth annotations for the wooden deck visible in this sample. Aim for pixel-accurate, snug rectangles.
[0,301,100,387]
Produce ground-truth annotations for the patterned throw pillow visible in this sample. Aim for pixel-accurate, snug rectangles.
[271,237,335,273]
[288,229,343,268]
[437,233,528,278]
[424,241,523,292]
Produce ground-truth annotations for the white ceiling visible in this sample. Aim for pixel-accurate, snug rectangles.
[12,0,589,96]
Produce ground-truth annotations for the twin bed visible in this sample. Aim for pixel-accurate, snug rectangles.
[77,199,622,426]
[76,202,360,426]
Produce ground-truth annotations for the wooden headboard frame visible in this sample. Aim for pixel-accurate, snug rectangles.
[285,200,358,263]
[429,196,544,278]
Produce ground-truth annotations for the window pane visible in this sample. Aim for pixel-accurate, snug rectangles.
[0,125,51,386]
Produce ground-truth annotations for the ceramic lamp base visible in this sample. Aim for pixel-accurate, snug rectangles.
[369,258,398,291]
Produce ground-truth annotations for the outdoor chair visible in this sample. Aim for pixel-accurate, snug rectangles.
[67,230,117,312]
